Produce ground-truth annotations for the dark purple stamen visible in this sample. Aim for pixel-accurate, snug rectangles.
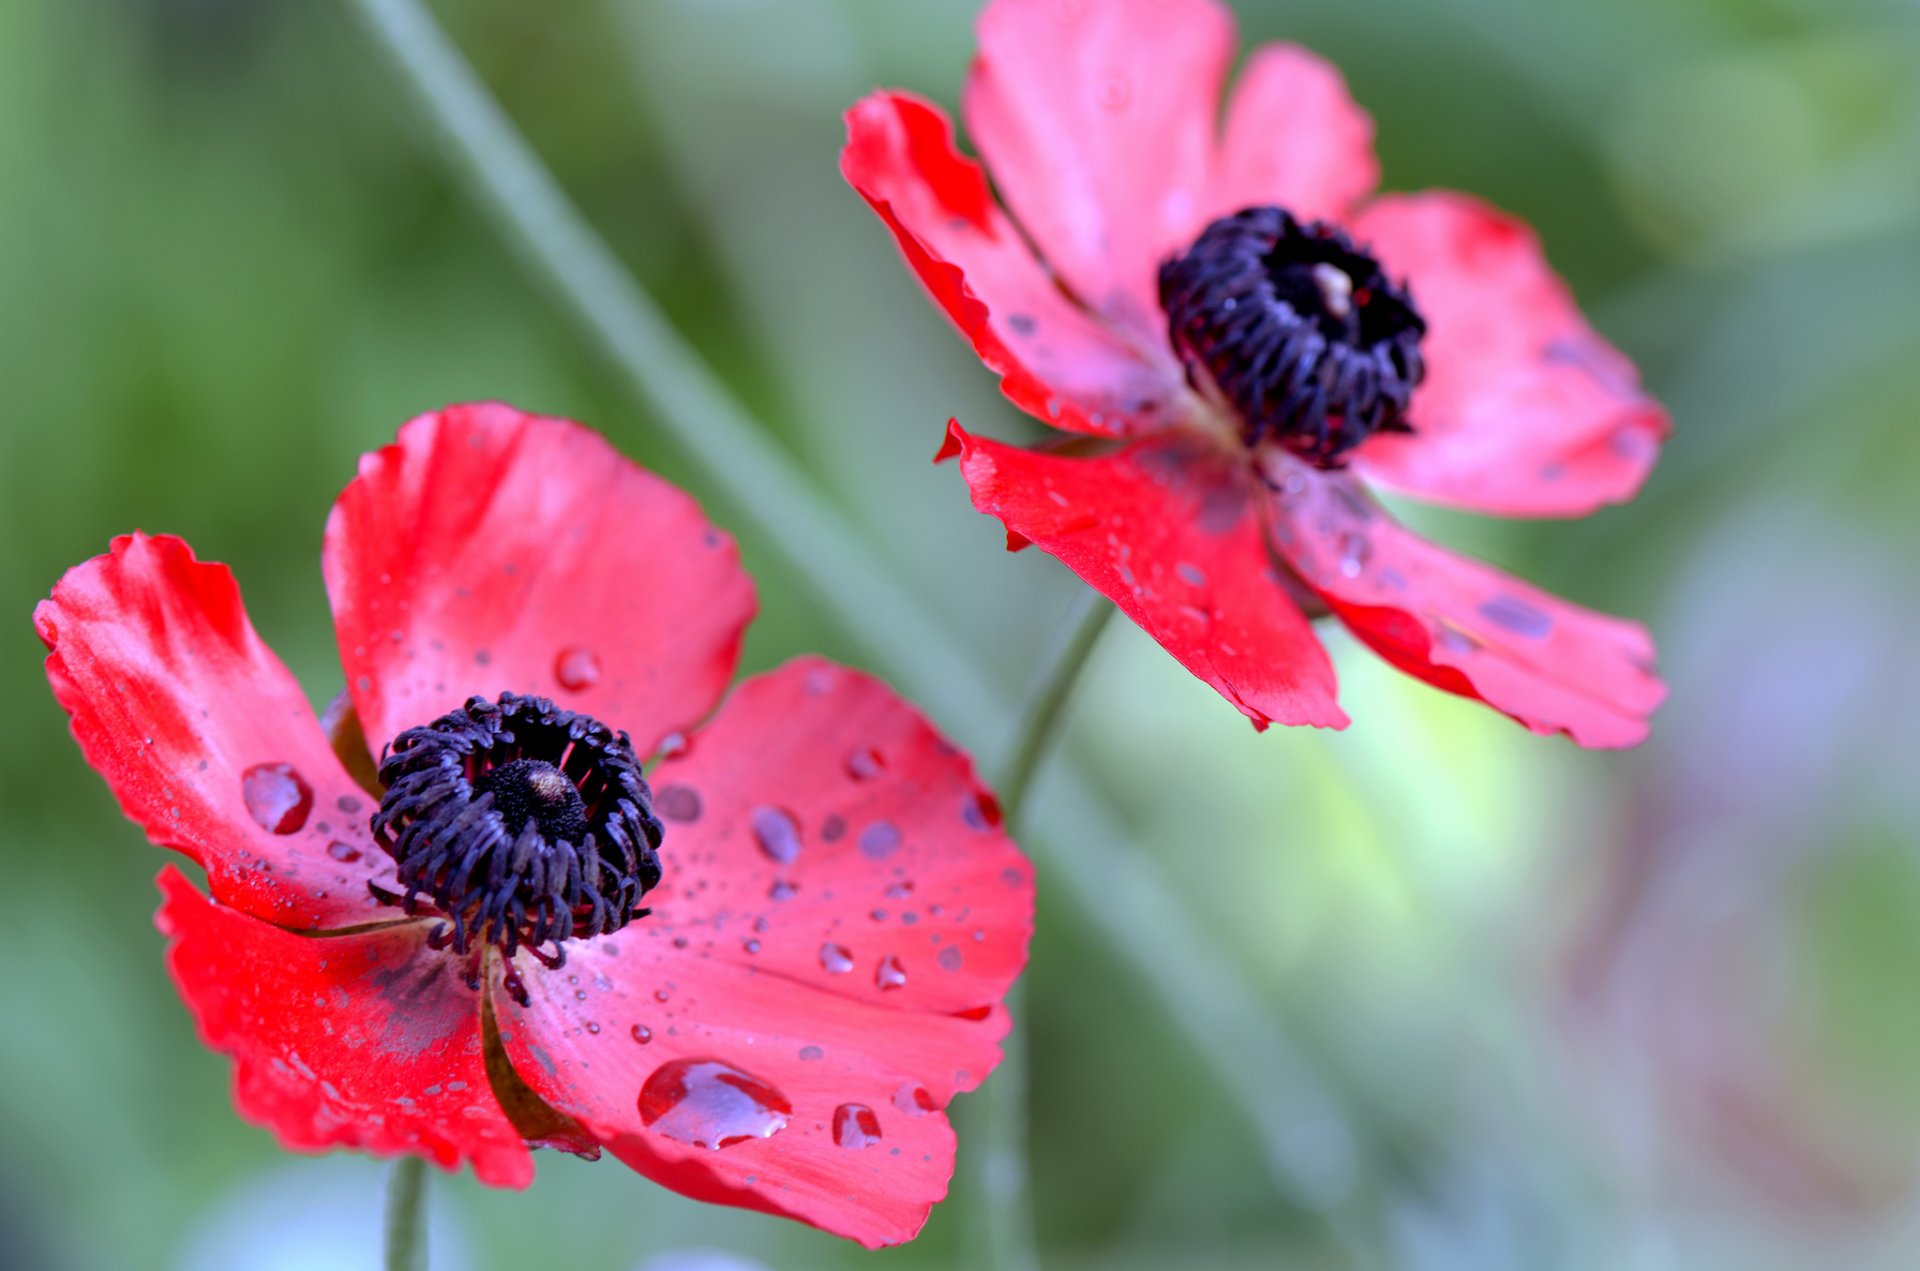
[1159,206,1427,468]
[371,693,663,988]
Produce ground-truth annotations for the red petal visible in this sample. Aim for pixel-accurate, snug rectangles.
[495,658,1034,1247]
[36,533,395,932]
[1350,193,1670,517]
[1262,455,1665,748]
[943,422,1346,730]
[323,403,755,756]
[964,0,1237,348]
[1209,43,1379,225]
[154,866,532,1186]
[842,92,1185,439]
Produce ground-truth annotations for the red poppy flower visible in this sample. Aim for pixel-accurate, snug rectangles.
[842,0,1669,747]
[35,402,1034,1248]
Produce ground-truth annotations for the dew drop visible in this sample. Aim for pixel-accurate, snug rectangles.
[1477,594,1555,640]
[242,763,313,835]
[336,794,363,815]
[832,1103,884,1150]
[326,841,362,863]
[819,943,854,975]
[821,814,847,843]
[961,792,1003,831]
[586,1021,601,1035]
[769,880,799,902]
[844,747,886,781]
[875,955,907,991]
[552,645,601,691]
[631,1024,653,1045]
[859,821,902,861]
[658,732,692,760]
[892,1083,938,1117]
[750,806,802,864]
[798,1045,824,1062]
[938,946,964,972]
[638,1059,791,1150]
[742,938,761,955]
[657,785,702,823]
[1337,531,1371,579]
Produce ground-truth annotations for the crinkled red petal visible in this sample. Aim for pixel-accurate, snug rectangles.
[1208,43,1379,225]
[964,0,1236,349]
[1262,456,1665,747]
[942,422,1347,730]
[494,658,1033,1248]
[323,403,756,757]
[154,866,533,1186]
[1351,192,1670,517]
[36,532,395,931]
[841,91,1184,439]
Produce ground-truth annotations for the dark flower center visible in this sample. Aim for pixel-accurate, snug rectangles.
[1158,206,1427,468]
[371,693,663,981]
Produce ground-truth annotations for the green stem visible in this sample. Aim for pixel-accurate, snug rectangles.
[971,592,1113,1271]
[997,591,1114,818]
[344,0,1368,1234]
[383,1156,428,1271]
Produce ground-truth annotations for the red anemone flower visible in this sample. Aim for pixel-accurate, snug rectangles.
[35,402,1034,1248]
[842,0,1669,747]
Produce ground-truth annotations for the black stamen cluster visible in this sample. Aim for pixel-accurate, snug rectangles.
[371,693,663,966]
[1159,206,1427,468]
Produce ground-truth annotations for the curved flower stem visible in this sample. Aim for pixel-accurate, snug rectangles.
[343,0,1372,1245]
[383,1156,428,1271]
[970,590,1114,1271]
[998,590,1114,818]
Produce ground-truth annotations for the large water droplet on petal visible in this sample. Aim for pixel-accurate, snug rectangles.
[875,954,908,991]
[750,806,802,864]
[832,1103,883,1150]
[242,763,313,835]
[553,646,601,691]
[819,943,854,975]
[893,1082,938,1117]
[638,1059,791,1150]
[630,1024,653,1045]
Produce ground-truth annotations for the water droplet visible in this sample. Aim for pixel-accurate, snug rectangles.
[336,794,362,815]
[798,1045,824,1062]
[552,645,601,691]
[832,1103,883,1150]
[1477,594,1555,640]
[875,955,907,991]
[654,989,670,1003]
[821,814,847,842]
[586,1021,601,1035]
[742,938,761,955]
[844,746,886,781]
[769,880,798,902]
[1337,531,1370,579]
[884,881,914,900]
[657,785,702,823]
[938,946,964,972]
[631,1024,653,1045]
[326,841,362,863]
[961,792,1003,831]
[750,806,802,864]
[819,943,854,975]
[658,732,692,760]
[892,1083,938,1117]
[859,821,902,860]
[242,763,313,835]
[870,908,889,922]
[638,1059,791,1150]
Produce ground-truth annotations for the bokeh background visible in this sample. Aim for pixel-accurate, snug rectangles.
[4,0,1919,1267]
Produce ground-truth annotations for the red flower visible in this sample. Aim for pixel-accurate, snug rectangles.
[35,403,1033,1248]
[842,0,1669,747]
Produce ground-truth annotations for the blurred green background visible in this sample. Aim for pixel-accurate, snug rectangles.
[4,0,1919,1267]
